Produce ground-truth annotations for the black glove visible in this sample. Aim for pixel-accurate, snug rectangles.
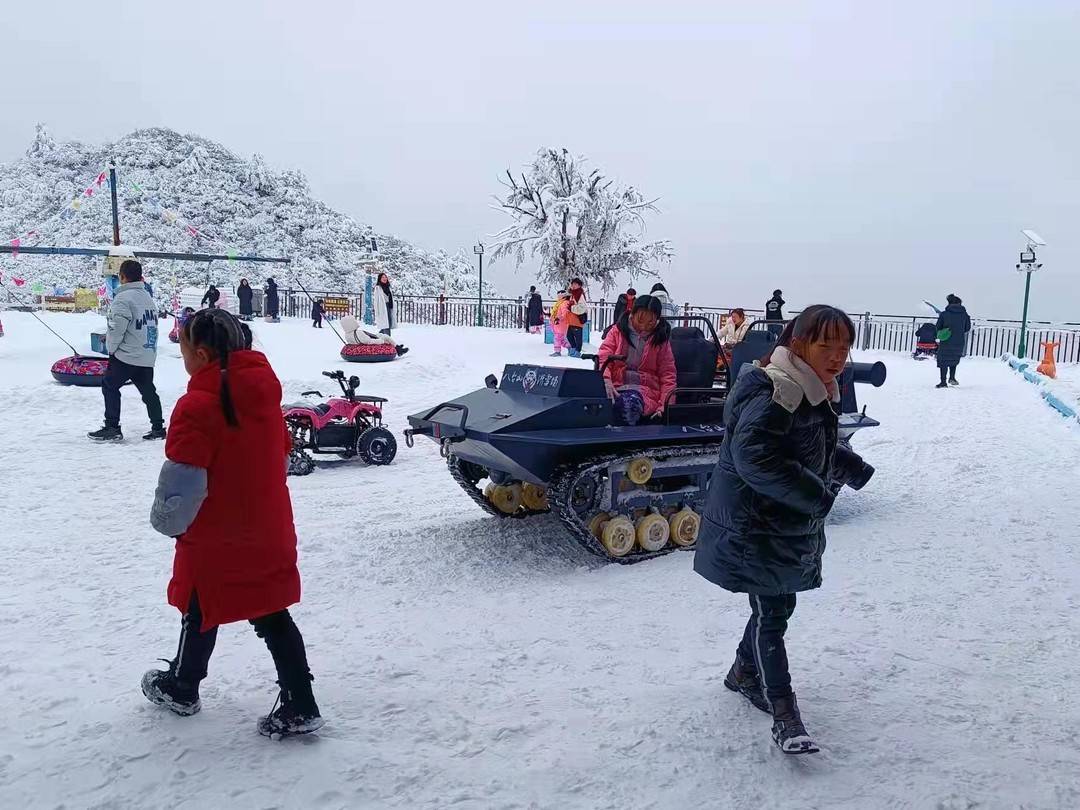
[831,444,875,491]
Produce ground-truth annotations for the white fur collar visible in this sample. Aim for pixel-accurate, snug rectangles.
[765,346,840,412]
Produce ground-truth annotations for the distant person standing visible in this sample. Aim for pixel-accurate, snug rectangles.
[237,279,254,320]
[374,272,396,336]
[565,277,590,358]
[201,285,220,309]
[87,260,165,442]
[607,287,638,337]
[264,278,279,321]
[526,286,544,334]
[650,283,679,318]
[765,290,785,322]
[935,294,971,388]
[311,299,325,328]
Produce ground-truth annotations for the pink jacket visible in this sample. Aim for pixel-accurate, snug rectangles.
[598,327,678,415]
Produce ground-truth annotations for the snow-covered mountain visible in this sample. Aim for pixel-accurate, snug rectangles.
[0,125,491,299]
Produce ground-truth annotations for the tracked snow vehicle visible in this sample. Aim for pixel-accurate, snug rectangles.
[404,318,886,563]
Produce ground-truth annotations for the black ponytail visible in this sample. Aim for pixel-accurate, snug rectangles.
[182,308,247,428]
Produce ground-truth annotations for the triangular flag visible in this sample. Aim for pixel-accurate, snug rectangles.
[186,225,199,237]
[96,172,107,186]
[13,277,25,286]
[10,237,19,257]
[226,250,237,261]
[84,187,94,197]
[163,210,177,223]
[72,199,82,210]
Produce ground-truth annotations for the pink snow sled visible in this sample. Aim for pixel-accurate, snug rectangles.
[51,355,111,386]
[339,342,397,363]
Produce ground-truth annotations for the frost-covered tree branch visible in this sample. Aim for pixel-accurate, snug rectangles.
[489,148,672,292]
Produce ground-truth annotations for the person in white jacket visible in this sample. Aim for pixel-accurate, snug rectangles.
[340,315,409,356]
[373,273,396,336]
[719,308,752,348]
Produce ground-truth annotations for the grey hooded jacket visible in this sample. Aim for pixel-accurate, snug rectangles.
[106,282,159,367]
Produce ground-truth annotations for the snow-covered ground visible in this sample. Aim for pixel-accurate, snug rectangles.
[1,312,1078,810]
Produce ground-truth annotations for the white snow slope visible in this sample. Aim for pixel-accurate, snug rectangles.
[0,313,1078,810]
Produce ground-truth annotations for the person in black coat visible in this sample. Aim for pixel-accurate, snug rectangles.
[526,286,544,333]
[264,278,279,320]
[935,294,971,388]
[201,285,220,309]
[237,279,254,320]
[694,305,870,755]
[765,289,785,322]
[311,299,325,328]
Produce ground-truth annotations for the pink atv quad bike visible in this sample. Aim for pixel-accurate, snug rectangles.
[283,370,397,476]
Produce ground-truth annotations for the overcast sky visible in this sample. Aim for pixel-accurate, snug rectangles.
[2,0,1078,320]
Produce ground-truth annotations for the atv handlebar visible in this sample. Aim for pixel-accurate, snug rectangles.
[300,390,323,397]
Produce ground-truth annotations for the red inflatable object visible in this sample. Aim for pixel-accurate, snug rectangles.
[51,355,111,386]
[340,343,397,362]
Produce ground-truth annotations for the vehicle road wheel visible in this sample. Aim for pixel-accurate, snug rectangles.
[626,457,654,485]
[521,483,549,511]
[588,512,611,539]
[601,515,636,558]
[490,483,524,514]
[635,513,670,552]
[669,508,701,547]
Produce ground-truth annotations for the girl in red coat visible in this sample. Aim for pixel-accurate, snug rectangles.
[143,308,323,737]
[597,294,678,423]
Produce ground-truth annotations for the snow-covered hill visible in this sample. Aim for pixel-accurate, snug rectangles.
[0,125,490,298]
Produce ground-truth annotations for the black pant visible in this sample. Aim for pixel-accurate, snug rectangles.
[567,325,583,352]
[737,593,797,707]
[103,357,163,429]
[312,315,322,328]
[939,364,958,384]
[173,592,312,693]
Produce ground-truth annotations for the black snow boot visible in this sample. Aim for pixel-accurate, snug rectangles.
[770,694,819,755]
[949,377,959,387]
[88,425,123,442]
[723,653,770,714]
[257,675,324,738]
[395,345,410,357]
[141,661,201,716]
[935,382,949,389]
[143,426,167,440]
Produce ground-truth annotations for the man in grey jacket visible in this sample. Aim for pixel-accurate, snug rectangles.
[88,260,165,442]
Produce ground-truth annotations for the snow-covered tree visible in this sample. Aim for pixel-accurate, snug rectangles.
[490,148,672,291]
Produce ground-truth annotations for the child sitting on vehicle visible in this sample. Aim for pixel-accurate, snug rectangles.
[340,315,409,356]
[597,295,677,424]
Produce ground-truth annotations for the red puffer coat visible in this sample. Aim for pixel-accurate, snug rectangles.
[165,350,300,630]
[597,327,678,416]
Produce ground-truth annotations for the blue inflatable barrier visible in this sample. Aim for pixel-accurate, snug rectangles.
[544,319,591,345]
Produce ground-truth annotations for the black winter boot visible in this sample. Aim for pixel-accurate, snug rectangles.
[88,425,123,441]
[723,653,770,714]
[770,694,819,755]
[257,675,324,738]
[143,426,167,440]
[141,660,201,716]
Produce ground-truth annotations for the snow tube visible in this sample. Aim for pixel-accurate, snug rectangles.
[340,343,397,363]
[51,355,111,386]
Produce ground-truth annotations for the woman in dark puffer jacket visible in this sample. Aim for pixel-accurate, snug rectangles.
[694,305,868,756]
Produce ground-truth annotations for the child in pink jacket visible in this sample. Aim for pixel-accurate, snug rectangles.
[550,290,571,356]
[597,294,677,423]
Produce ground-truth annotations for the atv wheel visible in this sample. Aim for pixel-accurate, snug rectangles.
[288,449,316,477]
[669,508,701,547]
[358,426,397,465]
[601,516,636,557]
[635,513,670,552]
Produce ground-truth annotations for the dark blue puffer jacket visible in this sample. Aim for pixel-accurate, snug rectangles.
[693,362,839,595]
[935,304,970,364]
